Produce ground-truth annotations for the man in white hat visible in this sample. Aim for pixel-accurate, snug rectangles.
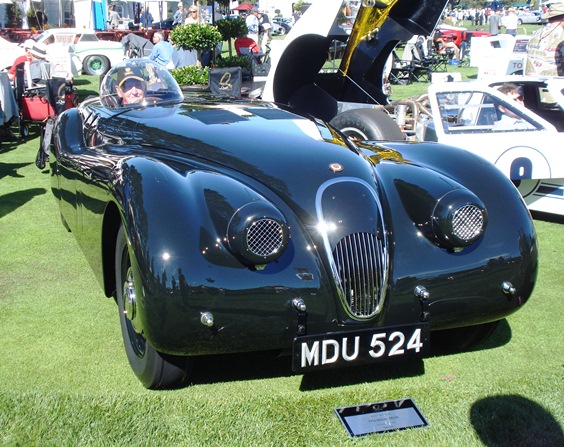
[8,40,49,83]
[525,3,564,76]
[246,8,260,44]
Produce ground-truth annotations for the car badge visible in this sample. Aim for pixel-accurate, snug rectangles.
[329,163,343,173]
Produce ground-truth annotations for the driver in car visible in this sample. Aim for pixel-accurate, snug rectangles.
[100,59,184,109]
[115,65,146,105]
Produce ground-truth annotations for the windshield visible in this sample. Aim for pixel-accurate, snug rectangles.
[100,59,184,109]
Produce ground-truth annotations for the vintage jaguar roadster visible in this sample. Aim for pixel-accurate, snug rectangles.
[49,59,538,389]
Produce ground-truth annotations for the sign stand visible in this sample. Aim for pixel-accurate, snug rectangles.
[334,398,428,437]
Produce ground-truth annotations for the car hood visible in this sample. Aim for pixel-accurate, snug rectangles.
[96,99,383,210]
[263,0,449,106]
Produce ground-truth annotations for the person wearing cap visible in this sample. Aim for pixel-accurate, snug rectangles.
[525,3,564,76]
[8,40,49,83]
[246,8,260,44]
[501,8,519,37]
[115,65,146,105]
[173,3,184,26]
[185,5,202,24]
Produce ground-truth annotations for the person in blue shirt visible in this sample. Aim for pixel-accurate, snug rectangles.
[172,3,184,27]
[149,31,174,69]
[140,7,154,29]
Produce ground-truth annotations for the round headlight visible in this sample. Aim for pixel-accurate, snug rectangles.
[432,189,487,248]
[227,202,289,266]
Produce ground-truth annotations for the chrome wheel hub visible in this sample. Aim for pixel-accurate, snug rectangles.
[123,267,136,322]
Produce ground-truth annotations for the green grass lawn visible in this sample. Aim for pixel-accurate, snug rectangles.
[0,73,562,446]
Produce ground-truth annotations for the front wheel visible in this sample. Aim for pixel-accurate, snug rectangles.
[83,55,110,76]
[115,225,192,389]
[329,108,405,141]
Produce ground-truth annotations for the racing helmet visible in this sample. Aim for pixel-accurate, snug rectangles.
[100,58,183,108]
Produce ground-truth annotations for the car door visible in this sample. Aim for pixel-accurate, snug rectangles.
[427,82,564,216]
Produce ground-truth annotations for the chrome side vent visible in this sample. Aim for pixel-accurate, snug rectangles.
[332,232,387,318]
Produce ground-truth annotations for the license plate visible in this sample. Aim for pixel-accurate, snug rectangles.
[292,324,429,373]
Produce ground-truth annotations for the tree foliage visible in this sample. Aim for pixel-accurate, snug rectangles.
[169,23,222,51]
[215,17,249,57]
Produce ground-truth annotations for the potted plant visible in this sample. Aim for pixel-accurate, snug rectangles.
[169,23,222,67]
[171,65,210,89]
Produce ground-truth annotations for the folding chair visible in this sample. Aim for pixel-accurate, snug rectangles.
[234,37,271,77]
[413,39,448,74]
[388,50,414,85]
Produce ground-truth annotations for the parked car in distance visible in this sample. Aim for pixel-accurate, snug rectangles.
[272,17,292,34]
[517,10,547,25]
[152,18,175,29]
[271,22,284,36]
[48,59,538,389]
[34,28,124,76]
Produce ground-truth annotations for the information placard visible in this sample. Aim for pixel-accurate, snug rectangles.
[334,398,428,437]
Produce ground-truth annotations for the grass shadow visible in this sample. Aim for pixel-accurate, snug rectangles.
[188,349,426,391]
[0,188,47,218]
[189,350,293,385]
[299,359,425,391]
[73,77,100,101]
[471,395,564,446]
[0,161,33,180]
[532,211,564,225]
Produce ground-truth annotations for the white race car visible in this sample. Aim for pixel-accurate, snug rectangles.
[421,77,564,217]
[34,28,124,76]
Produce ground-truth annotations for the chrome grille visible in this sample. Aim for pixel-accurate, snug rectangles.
[332,232,386,318]
[452,205,484,241]
[246,219,284,257]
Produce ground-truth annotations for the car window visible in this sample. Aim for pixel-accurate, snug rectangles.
[436,91,540,134]
[42,34,55,45]
[538,86,560,112]
[54,34,75,45]
[79,34,99,42]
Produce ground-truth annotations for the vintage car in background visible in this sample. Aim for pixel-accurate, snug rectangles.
[516,10,547,25]
[48,59,537,389]
[416,78,564,217]
[272,17,293,35]
[33,28,124,75]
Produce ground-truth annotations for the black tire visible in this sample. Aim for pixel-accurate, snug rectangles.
[431,321,500,351]
[329,108,405,141]
[83,55,110,76]
[115,225,192,389]
[517,19,523,25]
[278,26,287,35]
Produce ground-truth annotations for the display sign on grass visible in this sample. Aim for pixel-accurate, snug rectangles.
[334,398,428,437]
